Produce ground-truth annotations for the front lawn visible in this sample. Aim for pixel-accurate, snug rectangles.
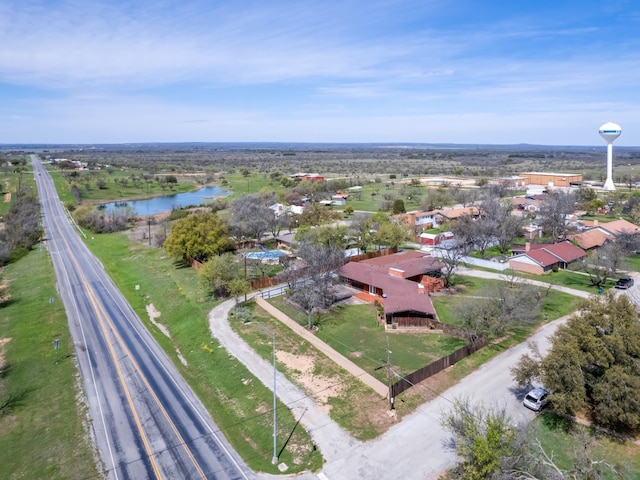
[510,268,616,293]
[231,303,399,440]
[267,298,468,383]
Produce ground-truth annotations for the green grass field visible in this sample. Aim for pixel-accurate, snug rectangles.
[266,298,468,383]
[508,268,616,293]
[51,168,198,206]
[534,413,640,478]
[0,248,100,480]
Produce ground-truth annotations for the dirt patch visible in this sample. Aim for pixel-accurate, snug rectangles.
[123,213,171,246]
[146,304,188,366]
[146,304,169,337]
[0,337,11,371]
[276,350,343,412]
[3,192,10,203]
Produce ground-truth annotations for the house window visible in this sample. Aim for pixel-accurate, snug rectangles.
[369,285,376,295]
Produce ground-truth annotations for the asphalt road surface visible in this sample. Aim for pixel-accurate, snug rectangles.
[33,156,250,480]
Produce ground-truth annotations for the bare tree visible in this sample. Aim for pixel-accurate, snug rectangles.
[578,242,624,287]
[442,397,630,480]
[421,186,453,211]
[480,196,525,254]
[452,214,495,258]
[453,279,542,338]
[441,397,539,480]
[614,231,640,255]
[538,191,577,241]
[228,193,275,244]
[285,232,346,325]
[269,212,290,239]
[437,244,468,287]
[291,284,323,329]
[452,187,478,207]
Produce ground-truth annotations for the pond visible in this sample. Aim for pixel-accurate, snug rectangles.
[100,186,230,216]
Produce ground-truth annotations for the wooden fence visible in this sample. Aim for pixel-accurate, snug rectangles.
[345,246,397,263]
[389,337,487,400]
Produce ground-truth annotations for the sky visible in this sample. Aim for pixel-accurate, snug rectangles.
[1,0,639,146]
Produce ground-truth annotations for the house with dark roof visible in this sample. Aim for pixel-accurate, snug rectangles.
[509,241,586,275]
[339,250,444,328]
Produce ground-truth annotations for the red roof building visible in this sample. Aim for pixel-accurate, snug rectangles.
[509,241,586,275]
[339,250,444,327]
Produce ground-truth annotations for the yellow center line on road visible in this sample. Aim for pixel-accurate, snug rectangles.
[81,277,164,479]
[86,280,208,479]
[48,201,207,479]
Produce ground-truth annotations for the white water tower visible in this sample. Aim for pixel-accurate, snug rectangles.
[599,121,622,191]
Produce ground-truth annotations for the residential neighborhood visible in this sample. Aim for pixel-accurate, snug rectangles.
[4,147,640,480]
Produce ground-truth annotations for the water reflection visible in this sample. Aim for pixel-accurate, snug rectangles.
[100,186,230,216]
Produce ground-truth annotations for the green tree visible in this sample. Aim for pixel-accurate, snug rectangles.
[374,220,409,248]
[391,198,406,214]
[302,225,348,250]
[512,291,640,433]
[443,398,630,480]
[198,253,241,298]
[228,278,250,304]
[297,202,341,227]
[164,211,234,262]
[442,398,527,480]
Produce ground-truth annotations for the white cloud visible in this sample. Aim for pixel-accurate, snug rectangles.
[1,1,639,144]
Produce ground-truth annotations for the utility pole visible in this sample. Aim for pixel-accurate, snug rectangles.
[375,333,394,409]
[257,323,278,464]
[386,334,394,409]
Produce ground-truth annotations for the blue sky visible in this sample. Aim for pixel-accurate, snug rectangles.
[1,0,639,145]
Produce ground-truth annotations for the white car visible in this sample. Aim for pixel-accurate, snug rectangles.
[523,387,550,411]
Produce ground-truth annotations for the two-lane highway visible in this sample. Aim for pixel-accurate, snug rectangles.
[33,155,250,480]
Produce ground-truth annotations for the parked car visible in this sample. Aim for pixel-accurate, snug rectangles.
[615,277,634,289]
[523,387,550,411]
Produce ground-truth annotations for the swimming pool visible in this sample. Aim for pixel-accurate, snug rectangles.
[246,250,289,260]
